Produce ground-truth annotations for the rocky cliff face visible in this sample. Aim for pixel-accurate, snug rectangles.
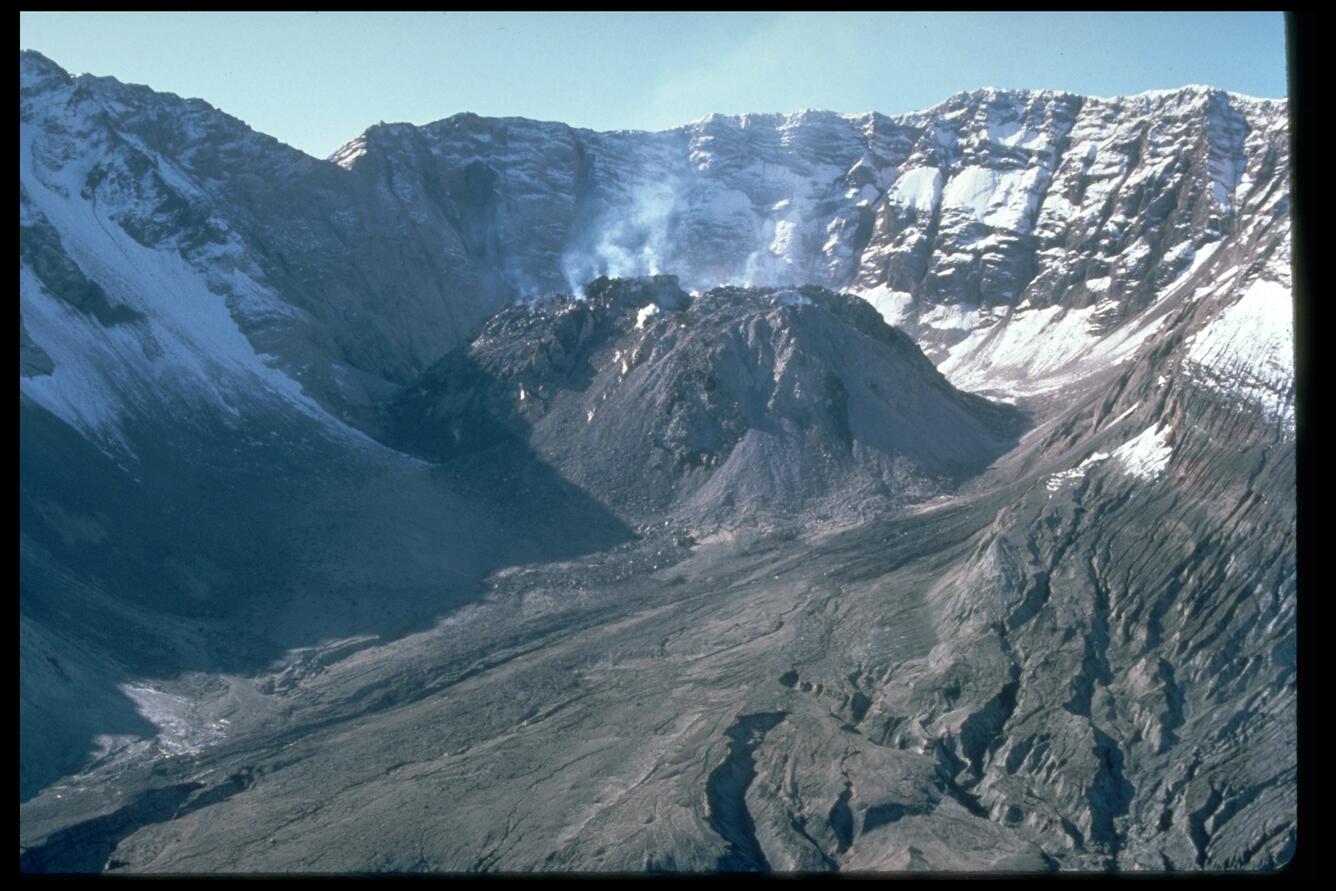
[327,84,1290,405]
[19,49,1295,874]
[20,50,1289,422]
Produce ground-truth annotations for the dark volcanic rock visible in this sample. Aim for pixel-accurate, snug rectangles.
[392,277,1024,527]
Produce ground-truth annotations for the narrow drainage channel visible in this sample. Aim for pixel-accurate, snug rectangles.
[704,711,786,872]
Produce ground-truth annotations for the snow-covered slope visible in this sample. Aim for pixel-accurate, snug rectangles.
[18,141,347,452]
[19,51,517,435]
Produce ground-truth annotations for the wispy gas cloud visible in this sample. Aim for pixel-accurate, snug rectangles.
[561,177,681,296]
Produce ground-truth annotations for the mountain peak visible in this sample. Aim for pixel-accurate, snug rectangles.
[19,49,70,90]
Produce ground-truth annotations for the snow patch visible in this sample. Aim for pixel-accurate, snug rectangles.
[857,285,914,327]
[120,682,227,757]
[1111,424,1173,480]
[1184,277,1294,427]
[941,166,1040,231]
[1170,242,1223,298]
[1046,451,1111,492]
[936,289,1173,399]
[888,167,942,213]
[936,304,1095,396]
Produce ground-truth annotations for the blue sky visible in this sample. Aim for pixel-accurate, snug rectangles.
[19,12,1289,160]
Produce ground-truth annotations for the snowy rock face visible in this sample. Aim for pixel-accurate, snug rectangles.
[331,90,1286,311]
[20,51,1290,429]
[19,51,516,434]
[328,86,1289,409]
